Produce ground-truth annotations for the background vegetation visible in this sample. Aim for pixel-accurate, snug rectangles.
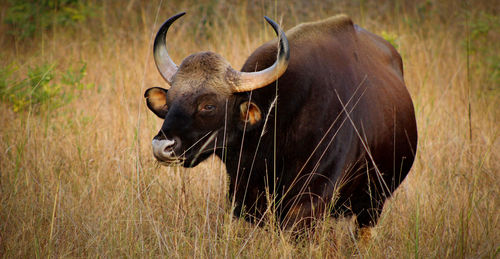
[0,0,498,257]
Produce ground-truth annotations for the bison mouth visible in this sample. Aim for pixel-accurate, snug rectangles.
[157,158,185,167]
[152,131,219,167]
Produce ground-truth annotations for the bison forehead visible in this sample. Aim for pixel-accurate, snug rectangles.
[169,51,236,96]
[178,52,229,73]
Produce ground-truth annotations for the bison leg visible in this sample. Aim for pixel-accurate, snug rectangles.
[281,198,326,231]
[350,195,385,228]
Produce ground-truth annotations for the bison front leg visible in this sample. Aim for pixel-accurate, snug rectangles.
[281,197,327,231]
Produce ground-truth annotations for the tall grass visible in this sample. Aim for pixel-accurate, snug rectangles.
[0,0,498,257]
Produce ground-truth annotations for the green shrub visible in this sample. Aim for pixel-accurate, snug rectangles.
[4,0,96,39]
[62,62,93,91]
[0,62,92,113]
[0,63,55,112]
[464,11,500,90]
[380,31,400,50]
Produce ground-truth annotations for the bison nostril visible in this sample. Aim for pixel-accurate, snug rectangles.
[152,138,178,159]
[163,140,176,152]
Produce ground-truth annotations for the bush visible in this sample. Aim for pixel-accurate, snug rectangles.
[4,0,95,39]
[0,62,93,113]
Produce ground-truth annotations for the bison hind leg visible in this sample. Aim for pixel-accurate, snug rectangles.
[353,205,383,228]
[331,193,384,228]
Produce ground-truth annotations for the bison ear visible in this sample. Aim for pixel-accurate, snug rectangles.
[144,87,169,118]
[239,101,262,128]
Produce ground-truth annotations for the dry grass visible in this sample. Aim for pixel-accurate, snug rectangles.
[0,0,499,257]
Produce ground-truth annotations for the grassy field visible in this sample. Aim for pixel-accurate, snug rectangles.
[0,0,498,257]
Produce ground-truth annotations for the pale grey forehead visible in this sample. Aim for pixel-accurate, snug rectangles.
[166,52,236,98]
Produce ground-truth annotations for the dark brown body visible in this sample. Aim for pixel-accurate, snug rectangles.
[145,14,417,230]
[222,16,417,228]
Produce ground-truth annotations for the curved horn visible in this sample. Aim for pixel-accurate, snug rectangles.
[154,12,186,85]
[232,16,290,93]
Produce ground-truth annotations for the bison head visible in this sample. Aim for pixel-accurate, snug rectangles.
[144,12,289,167]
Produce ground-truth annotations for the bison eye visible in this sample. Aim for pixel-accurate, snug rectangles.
[201,104,216,112]
[200,104,215,114]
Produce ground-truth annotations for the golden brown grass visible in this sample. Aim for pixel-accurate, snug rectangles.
[0,0,498,257]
